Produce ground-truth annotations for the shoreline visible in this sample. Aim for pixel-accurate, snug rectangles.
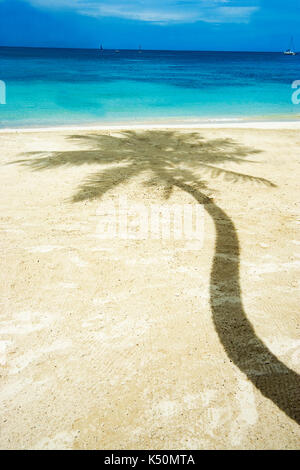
[1,119,300,133]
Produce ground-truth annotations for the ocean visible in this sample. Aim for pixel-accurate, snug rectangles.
[0,47,300,128]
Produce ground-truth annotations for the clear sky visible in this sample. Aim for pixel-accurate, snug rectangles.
[0,0,299,52]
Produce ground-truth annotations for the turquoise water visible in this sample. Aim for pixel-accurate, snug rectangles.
[0,47,300,127]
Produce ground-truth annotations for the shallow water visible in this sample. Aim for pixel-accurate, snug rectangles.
[0,47,300,127]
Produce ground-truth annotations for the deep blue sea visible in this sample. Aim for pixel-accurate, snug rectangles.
[0,47,300,128]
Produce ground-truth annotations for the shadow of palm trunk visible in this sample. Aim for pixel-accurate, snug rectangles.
[177,182,300,425]
[14,130,299,424]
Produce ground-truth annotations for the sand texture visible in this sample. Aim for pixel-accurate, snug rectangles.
[0,128,299,449]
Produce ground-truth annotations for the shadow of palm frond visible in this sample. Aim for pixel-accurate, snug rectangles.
[13,130,274,203]
[72,165,137,202]
[14,130,300,424]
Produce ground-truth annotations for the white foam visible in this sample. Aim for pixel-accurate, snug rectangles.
[1,121,300,133]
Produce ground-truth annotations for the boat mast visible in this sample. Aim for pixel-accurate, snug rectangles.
[291,36,295,51]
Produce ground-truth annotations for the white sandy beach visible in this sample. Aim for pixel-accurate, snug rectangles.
[0,124,299,449]
[1,119,300,133]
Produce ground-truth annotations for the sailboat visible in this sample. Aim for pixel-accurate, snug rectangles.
[138,45,142,54]
[284,36,296,55]
[99,44,104,52]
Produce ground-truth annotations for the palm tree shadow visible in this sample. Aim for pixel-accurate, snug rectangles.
[14,130,300,424]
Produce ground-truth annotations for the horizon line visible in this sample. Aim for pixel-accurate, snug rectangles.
[0,45,286,54]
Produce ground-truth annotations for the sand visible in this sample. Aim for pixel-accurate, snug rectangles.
[0,126,299,449]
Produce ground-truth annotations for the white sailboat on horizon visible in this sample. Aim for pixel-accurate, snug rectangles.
[284,36,296,55]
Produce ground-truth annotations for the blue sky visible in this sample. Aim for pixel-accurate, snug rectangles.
[0,0,299,51]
